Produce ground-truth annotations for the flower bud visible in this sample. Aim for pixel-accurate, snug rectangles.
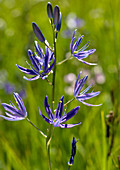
[32,22,45,43]
[47,2,53,19]
[56,12,61,32]
[53,5,60,25]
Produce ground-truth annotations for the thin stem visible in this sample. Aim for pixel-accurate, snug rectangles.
[46,125,55,170]
[52,33,57,103]
[47,144,51,170]
[44,41,54,52]
[46,78,52,86]
[57,56,73,65]
[68,166,71,170]
[26,118,47,138]
[64,98,75,107]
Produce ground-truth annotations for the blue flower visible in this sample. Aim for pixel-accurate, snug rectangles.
[0,93,27,121]
[39,96,81,128]
[16,41,55,81]
[74,72,101,106]
[68,137,78,166]
[70,30,96,65]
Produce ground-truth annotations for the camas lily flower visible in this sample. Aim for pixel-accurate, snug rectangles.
[0,93,27,121]
[70,30,96,65]
[74,72,101,106]
[39,96,81,128]
[16,41,55,81]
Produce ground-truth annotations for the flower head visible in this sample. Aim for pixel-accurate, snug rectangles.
[74,72,101,106]
[70,30,96,65]
[0,93,27,121]
[68,137,78,166]
[39,96,81,128]
[16,41,55,81]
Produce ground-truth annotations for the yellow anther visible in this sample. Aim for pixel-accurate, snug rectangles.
[60,101,62,103]
[52,101,55,104]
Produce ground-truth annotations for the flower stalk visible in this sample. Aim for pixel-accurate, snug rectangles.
[26,118,47,138]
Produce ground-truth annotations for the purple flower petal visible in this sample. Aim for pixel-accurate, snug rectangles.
[74,72,81,91]
[0,115,24,121]
[74,74,88,97]
[44,58,55,74]
[80,100,102,106]
[13,93,27,117]
[2,103,21,116]
[72,36,83,52]
[61,106,80,123]
[55,96,64,119]
[59,122,81,128]
[23,75,40,81]
[43,47,49,72]
[77,91,100,101]
[44,96,54,120]
[70,37,76,54]
[77,59,97,65]
[28,49,40,71]
[39,107,52,124]
[34,41,44,59]
[16,64,38,75]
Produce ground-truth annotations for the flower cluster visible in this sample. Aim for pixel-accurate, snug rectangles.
[0,2,102,169]
[70,29,96,65]
[39,96,81,128]
[0,93,27,121]
[16,41,55,81]
[74,72,101,106]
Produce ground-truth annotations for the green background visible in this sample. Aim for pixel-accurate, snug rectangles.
[0,0,120,169]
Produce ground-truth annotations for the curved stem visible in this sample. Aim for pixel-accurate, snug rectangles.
[46,125,55,170]
[64,98,75,107]
[57,56,73,65]
[46,78,52,86]
[26,118,47,138]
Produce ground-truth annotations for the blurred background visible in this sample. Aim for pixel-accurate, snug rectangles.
[0,0,120,169]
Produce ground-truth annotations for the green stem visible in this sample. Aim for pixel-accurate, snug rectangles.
[57,56,73,65]
[46,29,56,170]
[64,98,75,107]
[26,118,47,138]
[44,41,54,52]
[52,33,57,103]
[68,166,71,170]
[46,125,55,170]
[46,78,52,86]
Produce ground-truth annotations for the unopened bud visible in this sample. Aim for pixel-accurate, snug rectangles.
[32,22,45,43]
[53,5,60,26]
[47,2,53,19]
[56,12,61,32]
